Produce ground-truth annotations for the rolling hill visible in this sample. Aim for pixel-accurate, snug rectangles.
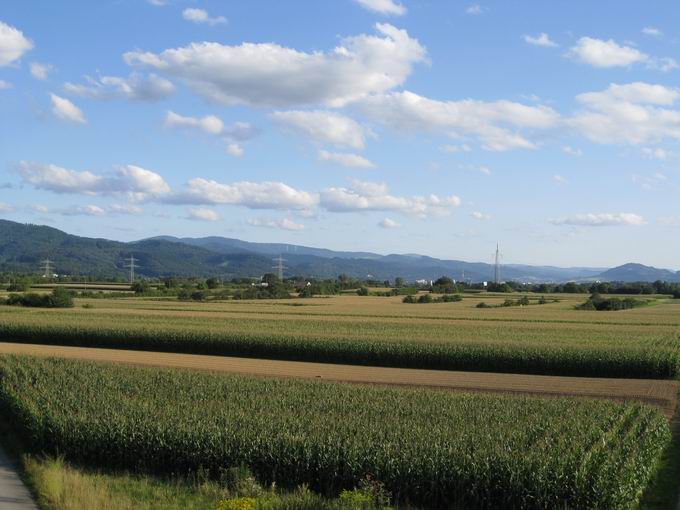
[0,220,677,282]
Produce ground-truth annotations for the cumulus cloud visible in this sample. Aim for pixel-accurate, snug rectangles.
[318,150,375,168]
[641,147,668,160]
[567,37,647,68]
[61,205,107,217]
[0,79,12,89]
[553,174,568,184]
[642,27,662,37]
[226,143,244,157]
[0,21,33,66]
[0,202,15,213]
[164,111,256,156]
[271,110,371,149]
[354,0,406,16]
[471,211,490,220]
[465,4,486,15]
[29,62,53,80]
[320,179,461,217]
[164,111,257,141]
[568,82,680,145]
[562,145,582,156]
[523,33,558,48]
[167,179,318,210]
[549,212,645,227]
[17,162,170,199]
[441,144,471,153]
[64,73,175,102]
[182,8,226,26]
[124,23,426,107]
[50,93,86,123]
[358,90,559,151]
[248,217,305,231]
[60,203,143,216]
[378,217,400,228]
[187,208,220,221]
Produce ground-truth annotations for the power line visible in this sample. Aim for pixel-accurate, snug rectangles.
[40,258,54,278]
[494,244,501,284]
[272,255,287,280]
[124,255,139,284]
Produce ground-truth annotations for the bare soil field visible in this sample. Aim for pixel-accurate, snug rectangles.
[1,341,677,420]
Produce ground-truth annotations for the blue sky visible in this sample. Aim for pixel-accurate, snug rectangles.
[1,0,679,268]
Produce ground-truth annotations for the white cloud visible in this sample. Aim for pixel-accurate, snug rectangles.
[318,150,375,168]
[320,179,461,217]
[568,82,680,145]
[187,208,220,221]
[378,217,400,228]
[248,217,305,231]
[642,27,662,37]
[477,165,491,176]
[226,143,244,157]
[632,172,667,190]
[465,4,485,15]
[0,79,12,89]
[471,211,490,220]
[641,147,668,160]
[29,62,53,80]
[31,204,49,213]
[567,37,647,68]
[0,21,33,66]
[359,90,559,151]
[0,202,15,213]
[553,174,568,184]
[549,212,645,227]
[562,145,582,156]
[182,8,226,26]
[64,73,175,102]
[441,144,471,153]
[50,93,86,124]
[165,110,223,135]
[124,23,426,107]
[272,110,371,149]
[61,205,107,217]
[147,0,168,5]
[17,162,170,198]
[523,33,557,48]
[354,0,406,16]
[168,179,318,210]
[109,204,144,215]
[164,111,257,142]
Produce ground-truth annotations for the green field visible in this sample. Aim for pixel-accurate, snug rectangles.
[0,355,671,509]
[1,293,679,378]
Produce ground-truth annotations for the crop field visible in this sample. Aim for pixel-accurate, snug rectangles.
[0,355,671,509]
[1,342,677,419]
[1,294,679,378]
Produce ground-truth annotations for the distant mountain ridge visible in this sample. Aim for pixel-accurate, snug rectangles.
[0,220,678,282]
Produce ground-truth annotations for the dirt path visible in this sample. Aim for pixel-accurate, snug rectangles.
[0,446,37,510]
[1,342,677,419]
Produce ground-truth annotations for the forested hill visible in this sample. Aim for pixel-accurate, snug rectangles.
[0,220,678,282]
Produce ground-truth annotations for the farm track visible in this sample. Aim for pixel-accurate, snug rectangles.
[1,341,677,420]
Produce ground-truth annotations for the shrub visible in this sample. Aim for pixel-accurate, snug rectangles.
[356,287,369,296]
[5,288,73,308]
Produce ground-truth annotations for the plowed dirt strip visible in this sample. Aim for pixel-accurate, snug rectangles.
[0,342,677,419]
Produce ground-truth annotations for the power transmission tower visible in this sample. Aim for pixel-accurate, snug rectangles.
[40,258,54,278]
[494,244,501,284]
[124,255,139,284]
[272,255,287,280]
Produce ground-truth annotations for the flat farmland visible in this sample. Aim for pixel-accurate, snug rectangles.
[1,342,677,419]
[1,293,679,378]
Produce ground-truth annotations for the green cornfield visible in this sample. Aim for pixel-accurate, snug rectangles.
[0,356,670,509]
